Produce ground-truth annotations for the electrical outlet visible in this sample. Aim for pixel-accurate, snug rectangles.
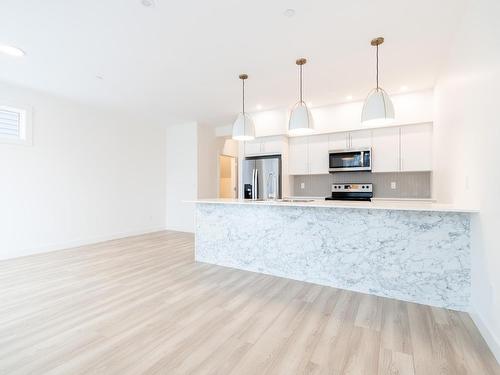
[300,182,305,189]
[390,181,397,190]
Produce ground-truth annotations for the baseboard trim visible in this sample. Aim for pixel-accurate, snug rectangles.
[469,308,500,364]
[1,226,167,261]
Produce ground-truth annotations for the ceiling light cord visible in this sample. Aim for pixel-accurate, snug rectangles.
[376,44,379,90]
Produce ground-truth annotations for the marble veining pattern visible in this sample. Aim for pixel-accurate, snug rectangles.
[195,203,471,310]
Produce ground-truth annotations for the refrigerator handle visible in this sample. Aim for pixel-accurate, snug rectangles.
[254,168,258,199]
[252,168,257,199]
[251,169,255,199]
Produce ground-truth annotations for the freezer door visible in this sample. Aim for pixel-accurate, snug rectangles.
[255,158,281,199]
[243,160,256,199]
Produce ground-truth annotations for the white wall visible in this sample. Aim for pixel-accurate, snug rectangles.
[197,124,219,199]
[0,82,166,260]
[433,0,500,361]
[165,122,198,232]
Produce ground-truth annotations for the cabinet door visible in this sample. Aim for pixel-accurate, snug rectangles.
[400,124,432,171]
[261,136,284,154]
[288,137,309,175]
[371,127,400,172]
[308,134,329,174]
[349,130,372,149]
[244,140,263,156]
[328,132,349,151]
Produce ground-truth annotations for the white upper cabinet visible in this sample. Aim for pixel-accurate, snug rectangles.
[261,137,284,154]
[288,137,309,175]
[349,130,372,149]
[244,139,263,155]
[328,130,372,151]
[328,132,349,151]
[244,136,286,156]
[371,123,433,172]
[371,127,400,172]
[400,123,432,171]
[308,134,329,174]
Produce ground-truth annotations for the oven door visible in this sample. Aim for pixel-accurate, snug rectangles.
[329,149,371,172]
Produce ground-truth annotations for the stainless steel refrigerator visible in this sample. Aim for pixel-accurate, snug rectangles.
[243,155,282,200]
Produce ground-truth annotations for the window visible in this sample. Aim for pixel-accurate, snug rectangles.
[0,105,32,145]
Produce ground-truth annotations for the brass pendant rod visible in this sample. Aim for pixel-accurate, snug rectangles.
[376,44,379,90]
[300,64,303,102]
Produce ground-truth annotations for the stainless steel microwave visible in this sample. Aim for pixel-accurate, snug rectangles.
[329,148,372,172]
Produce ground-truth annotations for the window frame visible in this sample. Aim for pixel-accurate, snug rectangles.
[0,104,33,146]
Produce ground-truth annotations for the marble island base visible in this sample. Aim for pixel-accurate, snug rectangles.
[195,202,471,311]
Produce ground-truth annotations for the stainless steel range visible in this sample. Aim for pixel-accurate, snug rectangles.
[325,183,373,201]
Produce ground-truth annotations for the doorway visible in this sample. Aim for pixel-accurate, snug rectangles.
[219,154,237,198]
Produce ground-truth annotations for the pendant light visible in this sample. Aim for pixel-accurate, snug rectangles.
[289,58,314,135]
[232,74,255,141]
[361,37,395,126]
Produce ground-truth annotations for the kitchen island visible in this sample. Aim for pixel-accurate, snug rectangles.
[193,199,477,310]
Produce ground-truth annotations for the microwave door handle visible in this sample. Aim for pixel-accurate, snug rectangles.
[360,151,364,167]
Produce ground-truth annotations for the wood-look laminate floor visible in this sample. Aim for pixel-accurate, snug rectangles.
[0,231,498,375]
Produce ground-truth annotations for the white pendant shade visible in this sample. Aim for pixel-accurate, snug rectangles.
[289,58,313,135]
[362,37,395,126]
[361,88,395,126]
[289,102,314,136]
[232,112,255,141]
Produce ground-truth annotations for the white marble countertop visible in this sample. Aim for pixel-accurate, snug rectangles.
[191,198,479,213]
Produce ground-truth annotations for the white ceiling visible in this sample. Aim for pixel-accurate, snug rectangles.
[0,0,466,126]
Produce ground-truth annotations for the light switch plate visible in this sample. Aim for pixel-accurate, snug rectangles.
[391,182,397,190]
[300,182,305,189]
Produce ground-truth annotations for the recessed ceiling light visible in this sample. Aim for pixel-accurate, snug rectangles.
[346,95,353,100]
[256,104,263,110]
[400,85,408,92]
[0,44,25,57]
[141,0,155,7]
[284,9,296,17]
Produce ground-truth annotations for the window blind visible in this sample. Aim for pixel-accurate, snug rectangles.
[0,109,21,138]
